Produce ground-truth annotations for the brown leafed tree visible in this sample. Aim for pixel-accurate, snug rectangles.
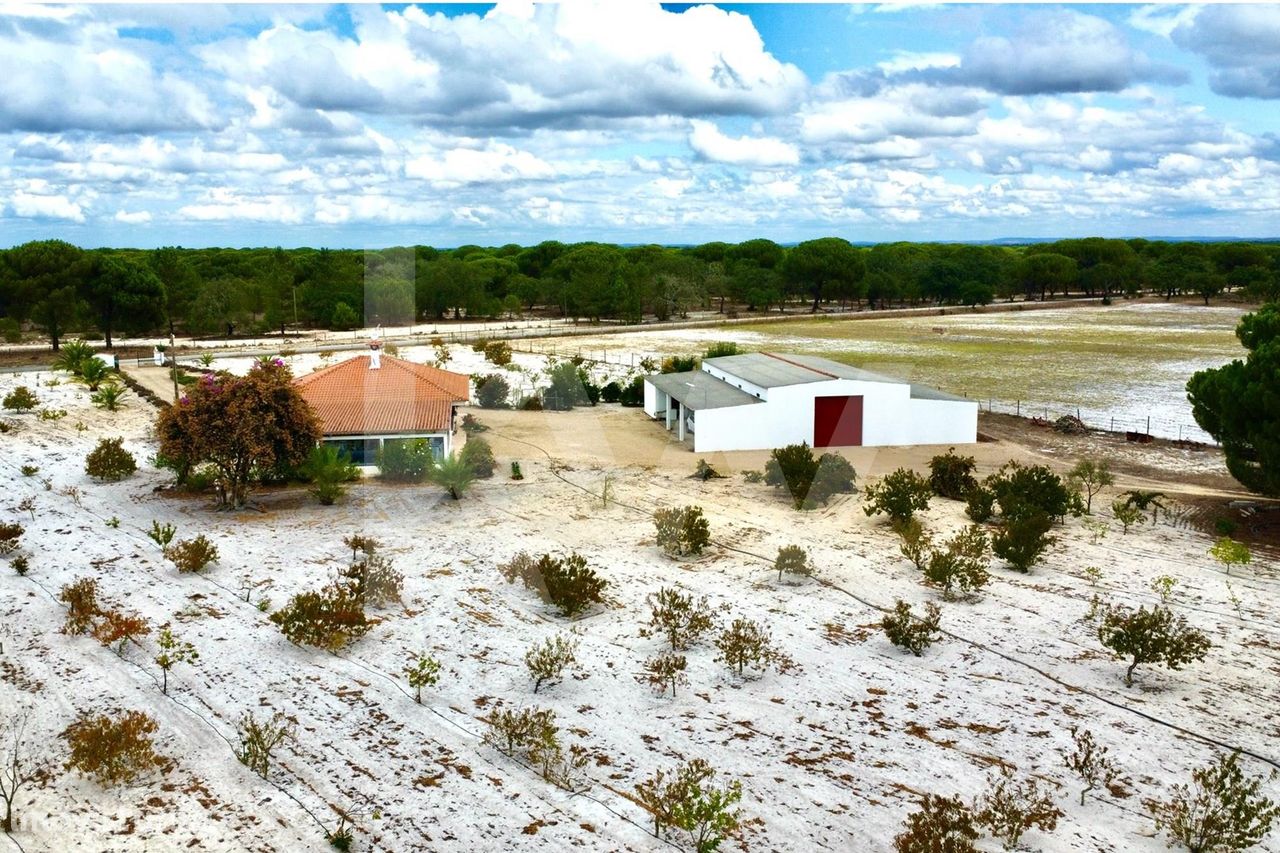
[156,360,321,508]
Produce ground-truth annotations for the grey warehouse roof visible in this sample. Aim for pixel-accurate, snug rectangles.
[645,370,764,411]
[704,351,969,403]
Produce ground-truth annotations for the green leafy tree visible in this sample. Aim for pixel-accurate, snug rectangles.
[773,544,812,583]
[83,254,165,348]
[863,468,933,524]
[1150,750,1280,853]
[784,237,865,311]
[1209,537,1251,575]
[154,626,198,695]
[1097,604,1211,686]
[1069,458,1115,514]
[403,654,441,704]
[1189,304,1280,496]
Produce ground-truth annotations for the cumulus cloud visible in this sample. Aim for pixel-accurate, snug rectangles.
[114,209,152,224]
[405,142,556,185]
[1173,6,1280,99]
[199,3,806,131]
[688,120,798,167]
[11,191,85,222]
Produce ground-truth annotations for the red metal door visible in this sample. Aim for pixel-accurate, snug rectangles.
[814,395,863,447]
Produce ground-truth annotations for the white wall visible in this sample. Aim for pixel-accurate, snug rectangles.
[687,378,976,452]
[702,363,769,400]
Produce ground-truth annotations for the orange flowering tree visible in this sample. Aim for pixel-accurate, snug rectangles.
[157,359,321,508]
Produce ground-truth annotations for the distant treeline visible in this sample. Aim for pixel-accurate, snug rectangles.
[1,237,1277,349]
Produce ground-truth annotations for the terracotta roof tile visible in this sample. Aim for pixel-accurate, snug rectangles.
[294,354,470,436]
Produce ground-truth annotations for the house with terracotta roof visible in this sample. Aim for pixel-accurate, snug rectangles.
[294,350,471,465]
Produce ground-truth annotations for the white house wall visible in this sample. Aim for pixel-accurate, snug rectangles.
[675,377,975,452]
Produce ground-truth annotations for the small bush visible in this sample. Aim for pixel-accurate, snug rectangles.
[991,512,1056,573]
[704,341,740,358]
[91,383,127,411]
[2,387,37,413]
[1064,727,1120,806]
[895,518,933,571]
[764,443,856,509]
[429,452,475,499]
[692,459,723,481]
[635,758,742,850]
[154,626,198,695]
[483,705,584,788]
[647,587,716,651]
[976,769,1063,850]
[1112,499,1143,533]
[147,521,176,548]
[1150,750,1280,853]
[922,526,990,600]
[600,381,622,403]
[986,461,1083,523]
[20,464,38,477]
[715,617,778,680]
[653,505,711,558]
[965,485,996,523]
[235,711,293,778]
[525,634,578,692]
[741,469,764,484]
[1068,457,1114,514]
[270,582,372,650]
[881,599,942,656]
[510,461,524,480]
[475,374,510,408]
[928,448,978,500]
[1209,537,1252,575]
[483,340,513,366]
[91,610,151,656]
[10,555,29,575]
[0,522,22,556]
[618,377,644,407]
[501,552,607,617]
[773,544,813,583]
[460,437,497,479]
[893,794,980,853]
[377,438,434,482]
[1097,603,1211,686]
[62,711,165,786]
[59,577,100,634]
[301,444,359,506]
[863,468,932,524]
[164,535,219,573]
[643,652,689,697]
[460,412,488,434]
[85,437,137,481]
[520,393,544,411]
[340,554,403,608]
[403,654,441,703]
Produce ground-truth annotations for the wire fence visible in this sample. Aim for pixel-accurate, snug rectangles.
[975,397,1215,445]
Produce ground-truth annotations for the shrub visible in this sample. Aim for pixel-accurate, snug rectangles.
[773,545,812,583]
[654,505,711,557]
[510,461,524,480]
[1112,499,1143,533]
[90,383,127,411]
[715,617,777,679]
[147,521,176,548]
[520,393,544,411]
[1069,457,1114,514]
[660,355,699,373]
[475,374,510,408]
[647,587,716,651]
[600,381,622,403]
[2,387,37,413]
[881,599,942,656]
[164,535,219,573]
[483,340,512,366]
[270,583,372,650]
[91,610,151,656]
[764,443,819,509]
[301,444,359,506]
[502,552,607,617]
[0,522,22,556]
[741,469,764,484]
[19,464,37,477]
[460,437,497,478]
[10,556,29,575]
[483,706,584,788]
[965,485,996,522]
[403,654,441,704]
[863,468,932,524]
[235,711,293,778]
[928,448,978,500]
[340,554,403,607]
[1064,727,1120,806]
[85,437,137,481]
[976,768,1064,850]
[1097,603,1211,686]
[643,652,689,697]
[377,438,435,482]
[1150,750,1280,853]
[525,634,578,692]
[78,358,112,392]
[429,452,475,500]
[810,452,857,507]
[38,408,65,421]
[692,459,723,481]
[922,527,990,600]
[59,577,100,634]
[704,342,740,358]
[635,758,742,850]
[893,794,980,853]
[991,512,1056,573]
[1209,537,1251,575]
[618,376,644,407]
[543,361,590,410]
[154,626,198,695]
[342,534,379,562]
[895,518,933,571]
[460,412,488,434]
[62,711,164,786]
[986,462,1083,522]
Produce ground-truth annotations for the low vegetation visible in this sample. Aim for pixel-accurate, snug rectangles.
[881,599,942,656]
[863,468,933,524]
[84,437,137,480]
[62,711,165,787]
[764,443,856,509]
[653,505,711,557]
[1096,603,1211,686]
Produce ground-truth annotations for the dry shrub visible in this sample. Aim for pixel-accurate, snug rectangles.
[500,551,606,617]
[270,583,371,651]
[164,535,219,573]
[91,610,151,656]
[893,794,979,853]
[976,768,1063,849]
[341,554,403,608]
[59,577,100,634]
[62,711,165,786]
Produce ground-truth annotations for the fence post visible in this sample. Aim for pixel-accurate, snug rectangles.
[1016,400,1020,416]
[1146,415,1151,435]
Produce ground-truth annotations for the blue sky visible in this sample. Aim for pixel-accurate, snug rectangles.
[2,2,1279,248]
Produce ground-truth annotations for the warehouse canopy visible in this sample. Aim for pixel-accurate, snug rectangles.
[645,370,764,411]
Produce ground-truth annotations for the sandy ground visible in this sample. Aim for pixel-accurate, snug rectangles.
[1,370,1278,853]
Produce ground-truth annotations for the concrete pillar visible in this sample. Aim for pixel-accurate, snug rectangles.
[677,402,685,442]
[665,393,674,430]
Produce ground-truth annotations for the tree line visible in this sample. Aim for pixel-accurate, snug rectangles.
[1,237,1277,349]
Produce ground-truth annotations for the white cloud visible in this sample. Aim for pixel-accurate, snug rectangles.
[11,191,85,222]
[405,143,556,185]
[688,120,799,167]
[114,210,152,224]
[1173,6,1280,98]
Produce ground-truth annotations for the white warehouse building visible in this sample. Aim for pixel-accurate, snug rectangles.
[642,351,978,453]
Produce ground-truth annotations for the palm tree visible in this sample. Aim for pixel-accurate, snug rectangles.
[78,358,111,391]
[1121,490,1167,523]
[53,339,95,376]
[301,445,358,506]
[429,453,475,500]
[90,383,127,411]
